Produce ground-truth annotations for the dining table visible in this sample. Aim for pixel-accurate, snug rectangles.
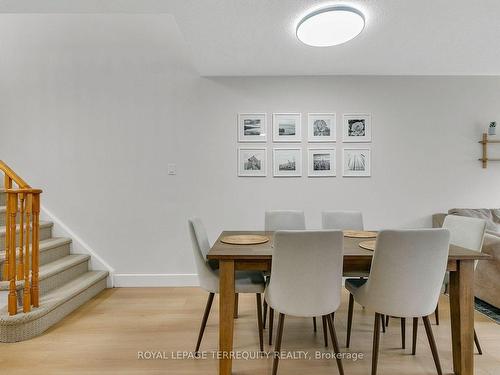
[207,230,491,375]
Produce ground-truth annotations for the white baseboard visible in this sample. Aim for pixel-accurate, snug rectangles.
[41,206,115,288]
[113,273,199,287]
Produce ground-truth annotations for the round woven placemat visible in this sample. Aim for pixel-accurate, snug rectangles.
[359,240,376,251]
[220,235,269,245]
[343,230,377,238]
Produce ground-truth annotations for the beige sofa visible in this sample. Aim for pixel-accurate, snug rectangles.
[433,209,500,309]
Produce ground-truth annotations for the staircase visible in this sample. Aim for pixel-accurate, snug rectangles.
[0,167,109,342]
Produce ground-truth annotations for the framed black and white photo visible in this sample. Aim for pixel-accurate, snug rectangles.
[308,113,336,142]
[342,113,372,142]
[273,113,302,142]
[308,148,336,177]
[238,113,267,142]
[238,147,267,177]
[273,148,302,177]
[343,148,371,177]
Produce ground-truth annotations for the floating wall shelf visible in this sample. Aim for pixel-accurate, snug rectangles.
[479,133,500,168]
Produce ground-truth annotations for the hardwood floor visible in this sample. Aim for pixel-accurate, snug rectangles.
[0,288,499,375]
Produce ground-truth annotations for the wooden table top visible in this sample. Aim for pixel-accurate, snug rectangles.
[207,230,491,261]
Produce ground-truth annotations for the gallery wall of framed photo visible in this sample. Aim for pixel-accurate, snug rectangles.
[237,112,372,178]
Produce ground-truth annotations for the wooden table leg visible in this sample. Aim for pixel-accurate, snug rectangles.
[449,259,474,375]
[219,260,235,375]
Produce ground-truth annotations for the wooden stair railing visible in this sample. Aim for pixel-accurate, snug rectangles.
[0,161,42,315]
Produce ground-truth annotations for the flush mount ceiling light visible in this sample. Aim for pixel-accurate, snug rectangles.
[296,6,365,47]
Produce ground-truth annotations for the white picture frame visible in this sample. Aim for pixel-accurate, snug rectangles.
[343,148,371,177]
[238,113,267,142]
[308,113,336,142]
[273,148,302,177]
[273,113,302,142]
[342,113,372,143]
[308,148,336,177]
[238,147,267,177]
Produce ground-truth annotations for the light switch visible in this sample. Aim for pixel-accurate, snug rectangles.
[167,163,177,175]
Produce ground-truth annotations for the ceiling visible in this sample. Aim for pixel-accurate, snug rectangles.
[2,0,500,76]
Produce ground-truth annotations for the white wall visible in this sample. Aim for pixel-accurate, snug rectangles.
[2,14,500,285]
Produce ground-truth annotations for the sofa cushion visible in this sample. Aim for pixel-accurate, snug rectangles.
[448,208,500,234]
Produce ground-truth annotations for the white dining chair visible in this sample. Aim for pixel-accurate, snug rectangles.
[322,210,385,338]
[386,215,487,355]
[436,215,486,354]
[443,215,486,265]
[263,211,325,345]
[188,218,266,352]
[265,230,344,375]
[345,229,450,375]
[263,211,305,334]
[433,215,487,323]
[265,210,306,231]
[322,210,368,277]
[322,210,364,231]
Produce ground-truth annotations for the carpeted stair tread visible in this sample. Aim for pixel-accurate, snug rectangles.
[0,221,53,236]
[0,237,72,262]
[38,254,90,279]
[0,221,53,251]
[0,254,90,291]
[0,270,108,325]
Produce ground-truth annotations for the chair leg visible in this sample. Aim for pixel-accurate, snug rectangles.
[313,317,317,332]
[256,294,264,352]
[272,313,285,375]
[474,329,483,355]
[326,314,344,375]
[412,317,418,355]
[346,293,354,348]
[422,315,443,375]
[434,303,439,325]
[195,292,214,352]
[263,300,268,329]
[322,315,328,347]
[269,307,274,345]
[372,313,381,375]
[381,314,386,333]
[385,315,390,327]
[234,293,239,319]
[401,317,406,349]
